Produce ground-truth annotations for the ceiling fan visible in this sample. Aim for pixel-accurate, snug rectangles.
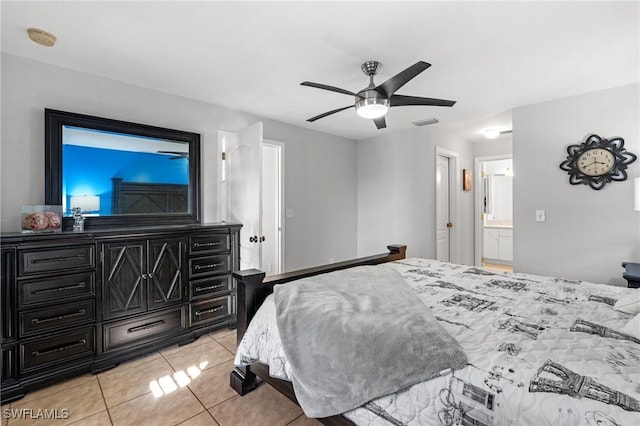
[157,150,188,160]
[301,61,456,129]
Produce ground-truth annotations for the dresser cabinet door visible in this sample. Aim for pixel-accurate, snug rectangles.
[101,241,146,320]
[147,238,185,310]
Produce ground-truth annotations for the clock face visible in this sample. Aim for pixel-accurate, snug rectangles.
[577,148,615,176]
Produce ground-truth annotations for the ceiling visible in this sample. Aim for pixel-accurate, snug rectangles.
[1,1,638,142]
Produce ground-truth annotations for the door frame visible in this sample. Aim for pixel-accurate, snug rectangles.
[474,154,512,267]
[435,147,459,262]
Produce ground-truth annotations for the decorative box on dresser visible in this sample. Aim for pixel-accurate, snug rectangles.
[0,223,241,403]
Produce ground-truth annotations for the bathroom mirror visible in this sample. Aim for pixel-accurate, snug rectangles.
[45,109,201,229]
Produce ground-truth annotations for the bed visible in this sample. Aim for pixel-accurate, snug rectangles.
[230,246,640,426]
[111,178,188,214]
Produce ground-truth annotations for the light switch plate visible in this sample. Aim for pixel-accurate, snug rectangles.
[536,210,546,222]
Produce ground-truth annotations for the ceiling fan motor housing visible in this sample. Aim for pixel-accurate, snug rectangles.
[355,61,389,118]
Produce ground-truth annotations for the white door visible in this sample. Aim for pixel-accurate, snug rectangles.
[226,122,263,270]
[261,142,283,276]
[436,154,451,261]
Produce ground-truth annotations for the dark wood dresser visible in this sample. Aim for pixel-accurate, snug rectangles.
[0,223,240,403]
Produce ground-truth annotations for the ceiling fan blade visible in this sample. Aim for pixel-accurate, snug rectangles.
[373,116,386,129]
[307,105,354,122]
[376,61,431,97]
[390,94,456,107]
[301,82,363,98]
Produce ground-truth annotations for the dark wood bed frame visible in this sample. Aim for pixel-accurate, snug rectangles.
[230,244,407,425]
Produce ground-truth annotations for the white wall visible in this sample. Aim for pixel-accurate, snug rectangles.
[357,125,474,264]
[0,53,358,271]
[513,83,640,286]
[473,138,512,159]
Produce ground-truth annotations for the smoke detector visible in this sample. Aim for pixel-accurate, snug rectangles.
[27,28,57,47]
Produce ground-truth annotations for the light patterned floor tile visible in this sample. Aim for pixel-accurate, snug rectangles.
[213,333,236,355]
[8,380,105,425]
[207,327,235,341]
[159,334,216,357]
[208,384,302,426]
[186,360,237,409]
[66,410,111,426]
[108,386,204,426]
[177,411,219,426]
[98,357,175,408]
[13,373,97,405]
[96,351,163,378]
[163,337,233,373]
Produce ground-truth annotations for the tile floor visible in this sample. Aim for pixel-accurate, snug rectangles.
[1,328,321,426]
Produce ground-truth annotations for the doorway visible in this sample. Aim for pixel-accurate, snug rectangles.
[474,156,513,272]
[262,141,284,275]
[218,127,284,276]
[435,148,458,262]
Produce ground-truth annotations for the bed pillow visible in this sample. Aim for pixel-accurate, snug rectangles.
[622,312,640,339]
[613,290,640,314]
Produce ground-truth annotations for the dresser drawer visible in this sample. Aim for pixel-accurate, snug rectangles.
[103,306,186,351]
[19,272,95,307]
[20,327,95,374]
[189,255,229,278]
[190,275,231,300]
[20,300,95,337]
[190,233,230,255]
[19,246,95,276]
[190,296,231,327]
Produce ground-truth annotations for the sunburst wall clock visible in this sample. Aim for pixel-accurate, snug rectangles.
[559,134,637,190]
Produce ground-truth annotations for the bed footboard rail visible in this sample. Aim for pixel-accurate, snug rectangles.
[230,244,406,397]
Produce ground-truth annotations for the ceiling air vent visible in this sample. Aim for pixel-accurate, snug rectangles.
[412,118,439,127]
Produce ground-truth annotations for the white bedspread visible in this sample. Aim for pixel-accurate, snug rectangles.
[235,259,640,425]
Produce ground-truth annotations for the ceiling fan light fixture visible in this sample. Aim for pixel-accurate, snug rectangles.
[355,97,389,119]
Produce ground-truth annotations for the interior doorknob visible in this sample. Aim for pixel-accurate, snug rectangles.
[260,236,265,242]
[446,222,453,228]
[249,236,258,243]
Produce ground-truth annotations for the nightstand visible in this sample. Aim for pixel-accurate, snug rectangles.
[622,262,640,288]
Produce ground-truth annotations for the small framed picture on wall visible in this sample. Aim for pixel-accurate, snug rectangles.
[463,169,471,191]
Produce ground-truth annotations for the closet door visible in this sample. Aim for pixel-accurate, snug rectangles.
[226,122,263,271]
[436,154,452,261]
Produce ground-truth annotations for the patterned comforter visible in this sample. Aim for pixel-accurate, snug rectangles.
[235,258,640,425]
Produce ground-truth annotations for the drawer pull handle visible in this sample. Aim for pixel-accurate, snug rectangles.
[32,339,87,358]
[194,262,223,270]
[196,283,225,292]
[32,282,86,295]
[127,320,166,334]
[32,255,86,264]
[194,242,221,248]
[195,306,225,317]
[31,309,87,325]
